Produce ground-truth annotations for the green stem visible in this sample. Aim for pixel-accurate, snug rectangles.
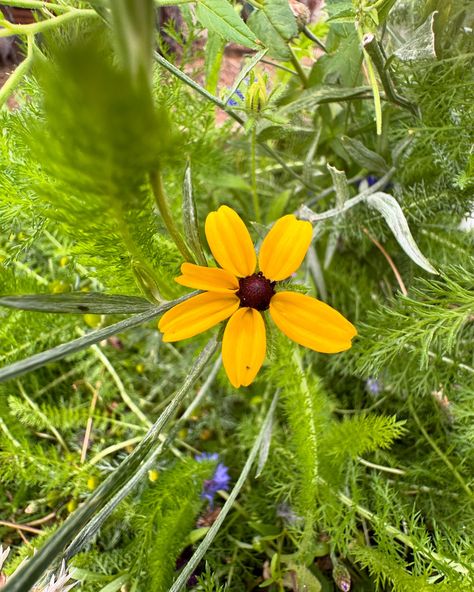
[149,170,195,263]
[362,33,419,117]
[288,46,309,88]
[250,126,261,223]
[153,51,318,191]
[408,399,473,499]
[169,392,279,592]
[0,34,33,108]
[3,338,218,592]
[0,0,72,11]
[0,8,97,37]
[302,25,327,53]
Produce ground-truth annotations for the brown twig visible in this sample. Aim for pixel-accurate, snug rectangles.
[0,520,43,535]
[363,227,408,295]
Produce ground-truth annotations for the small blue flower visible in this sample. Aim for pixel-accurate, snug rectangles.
[196,453,231,507]
[227,88,244,106]
[366,377,382,396]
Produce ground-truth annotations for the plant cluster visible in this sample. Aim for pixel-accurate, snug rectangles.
[0,0,473,591]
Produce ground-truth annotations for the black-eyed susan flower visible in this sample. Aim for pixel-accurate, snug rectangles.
[158,206,357,388]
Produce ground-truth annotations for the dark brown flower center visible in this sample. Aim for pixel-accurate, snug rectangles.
[237,272,275,311]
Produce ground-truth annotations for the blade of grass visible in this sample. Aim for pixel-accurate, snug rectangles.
[2,337,218,592]
[169,391,279,592]
[0,293,197,384]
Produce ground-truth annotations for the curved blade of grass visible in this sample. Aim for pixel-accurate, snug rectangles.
[2,337,218,592]
[0,292,156,314]
[0,292,197,384]
[169,391,279,592]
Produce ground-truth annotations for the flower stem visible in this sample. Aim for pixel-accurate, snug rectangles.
[288,46,309,88]
[149,170,196,263]
[250,126,262,223]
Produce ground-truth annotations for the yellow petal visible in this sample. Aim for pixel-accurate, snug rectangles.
[259,215,313,281]
[205,205,256,277]
[222,307,266,388]
[159,291,239,342]
[175,263,239,293]
[269,291,357,353]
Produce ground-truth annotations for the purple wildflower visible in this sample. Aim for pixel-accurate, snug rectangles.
[196,453,231,507]
[366,377,382,396]
[227,88,244,106]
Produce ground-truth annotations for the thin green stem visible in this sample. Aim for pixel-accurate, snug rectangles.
[0,8,97,37]
[301,25,327,53]
[0,34,34,108]
[0,0,72,11]
[288,46,309,88]
[153,51,318,191]
[408,399,473,499]
[149,170,195,263]
[169,392,279,592]
[250,126,261,223]
[17,380,69,452]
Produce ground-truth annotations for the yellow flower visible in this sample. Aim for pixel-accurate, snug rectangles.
[159,206,357,388]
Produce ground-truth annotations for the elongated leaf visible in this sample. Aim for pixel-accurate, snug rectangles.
[182,163,207,266]
[0,293,196,384]
[204,30,225,94]
[0,293,155,315]
[365,192,438,274]
[195,0,259,48]
[256,391,278,477]
[280,86,371,113]
[169,392,279,592]
[341,136,389,174]
[2,339,217,592]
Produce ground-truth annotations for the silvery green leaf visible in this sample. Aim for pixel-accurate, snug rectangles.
[341,136,389,174]
[280,86,371,114]
[393,12,437,62]
[182,162,207,266]
[327,164,350,208]
[256,402,275,477]
[195,0,259,48]
[0,293,155,315]
[1,339,218,592]
[365,192,438,274]
[0,293,197,384]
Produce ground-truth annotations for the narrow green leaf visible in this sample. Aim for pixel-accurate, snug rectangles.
[2,338,217,592]
[182,163,207,266]
[341,136,389,174]
[169,392,279,592]
[327,163,350,208]
[0,293,155,315]
[280,85,371,113]
[204,30,225,94]
[365,192,438,274]
[195,0,259,48]
[0,293,197,384]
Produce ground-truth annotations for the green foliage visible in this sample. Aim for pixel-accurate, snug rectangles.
[0,1,473,591]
